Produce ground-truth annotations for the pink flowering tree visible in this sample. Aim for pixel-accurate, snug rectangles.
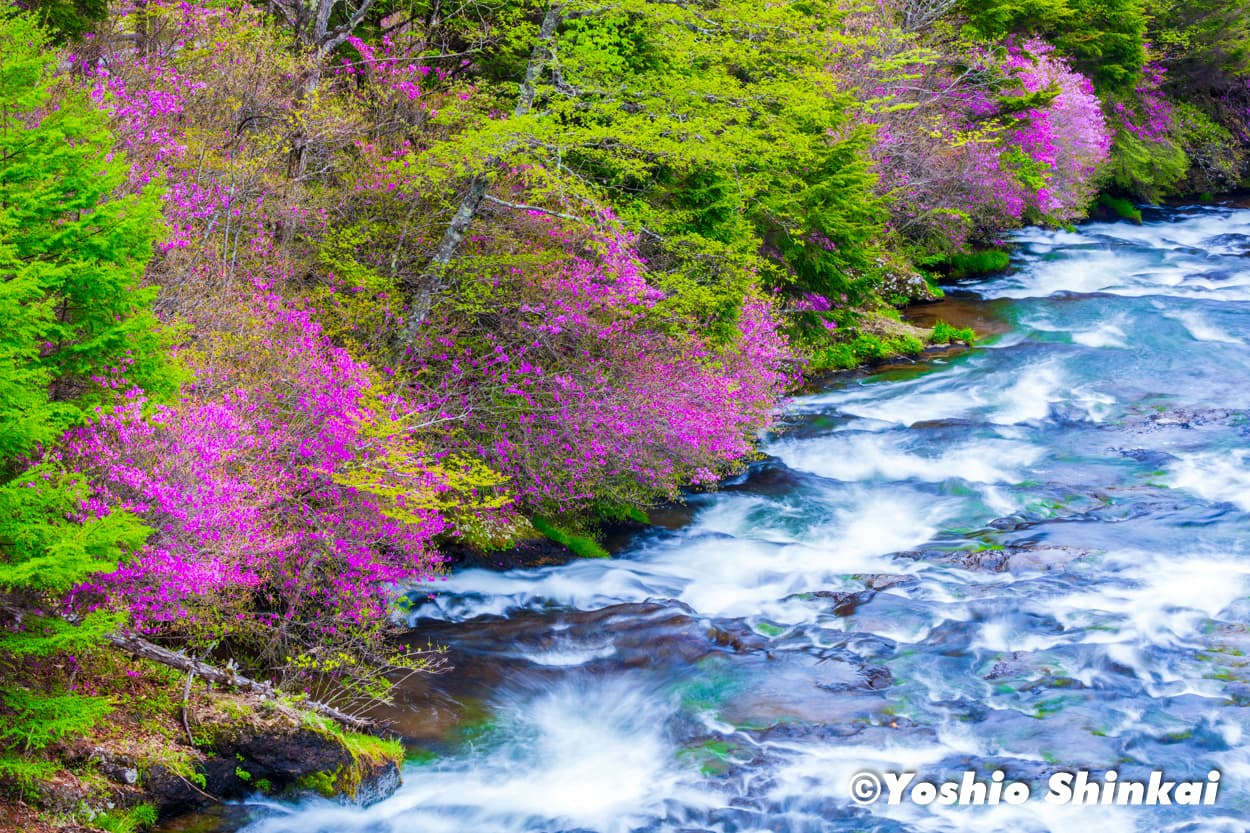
[414,217,794,516]
[842,24,1110,252]
[56,279,508,696]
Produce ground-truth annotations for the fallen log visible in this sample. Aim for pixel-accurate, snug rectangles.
[106,632,374,730]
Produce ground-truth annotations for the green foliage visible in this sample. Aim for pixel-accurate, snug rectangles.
[945,249,1012,278]
[594,502,650,525]
[530,517,611,559]
[0,688,113,754]
[0,9,174,799]
[336,729,404,767]
[930,321,976,345]
[1104,128,1189,201]
[0,466,150,597]
[297,768,341,798]
[0,11,178,468]
[1172,102,1247,194]
[1097,193,1143,223]
[806,332,925,371]
[1152,0,1250,85]
[392,0,887,332]
[958,0,1148,91]
[20,0,108,43]
[300,712,405,767]
[0,754,58,798]
[94,803,159,833]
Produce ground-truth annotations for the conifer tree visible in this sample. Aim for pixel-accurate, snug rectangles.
[0,8,173,788]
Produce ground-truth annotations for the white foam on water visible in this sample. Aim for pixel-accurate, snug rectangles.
[523,642,616,667]
[1165,309,1246,345]
[809,360,1071,427]
[239,679,705,833]
[973,621,1072,654]
[769,433,1042,485]
[1168,450,1250,512]
[1055,312,1132,348]
[1027,551,1250,698]
[418,486,947,623]
[989,363,1061,425]
[983,248,1156,299]
[980,211,1250,301]
[805,365,983,426]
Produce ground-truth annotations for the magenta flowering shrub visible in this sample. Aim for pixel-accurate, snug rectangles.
[1111,58,1174,143]
[59,288,454,675]
[407,214,794,513]
[83,1,244,251]
[856,35,1110,250]
[49,0,795,694]
[1006,40,1112,220]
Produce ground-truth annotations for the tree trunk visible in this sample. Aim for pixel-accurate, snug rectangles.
[395,1,564,348]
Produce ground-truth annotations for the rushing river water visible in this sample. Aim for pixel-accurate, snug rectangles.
[212,205,1250,833]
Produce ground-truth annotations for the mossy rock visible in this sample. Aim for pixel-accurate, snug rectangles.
[152,695,403,813]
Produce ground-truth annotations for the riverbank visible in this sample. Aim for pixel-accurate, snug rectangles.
[0,665,403,833]
[191,203,1250,833]
[6,0,1250,823]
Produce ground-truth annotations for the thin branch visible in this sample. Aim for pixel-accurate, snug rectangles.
[483,194,588,224]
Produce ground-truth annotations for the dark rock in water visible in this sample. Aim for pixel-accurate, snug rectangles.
[720,461,807,497]
[898,544,1089,573]
[1122,407,1245,435]
[440,536,583,571]
[811,589,876,616]
[755,721,865,744]
[985,652,1031,681]
[707,621,772,654]
[1115,447,1179,466]
[861,666,894,691]
[952,549,1010,572]
[855,573,918,591]
[815,664,892,694]
[986,515,1037,532]
[403,600,726,667]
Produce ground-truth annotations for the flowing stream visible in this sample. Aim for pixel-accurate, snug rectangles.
[205,205,1250,832]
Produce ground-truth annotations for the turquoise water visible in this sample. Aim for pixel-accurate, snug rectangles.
[220,205,1250,833]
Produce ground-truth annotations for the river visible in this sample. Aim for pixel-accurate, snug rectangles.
[204,204,1250,832]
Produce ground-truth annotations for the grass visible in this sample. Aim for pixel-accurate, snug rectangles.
[929,320,975,345]
[297,713,404,800]
[946,248,1011,278]
[807,332,926,371]
[1098,193,1143,224]
[530,516,610,558]
[594,501,650,525]
[299,713,404,767]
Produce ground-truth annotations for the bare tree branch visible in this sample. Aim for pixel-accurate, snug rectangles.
[396,0,565,348]
[106,631,375,730]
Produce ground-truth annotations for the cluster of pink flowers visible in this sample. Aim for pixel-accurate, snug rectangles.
[404,214,794,511]
[1111,57,1174,142]
[61,289,448,637]
[1005,39,1112,219]
[865,37,1111,248]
